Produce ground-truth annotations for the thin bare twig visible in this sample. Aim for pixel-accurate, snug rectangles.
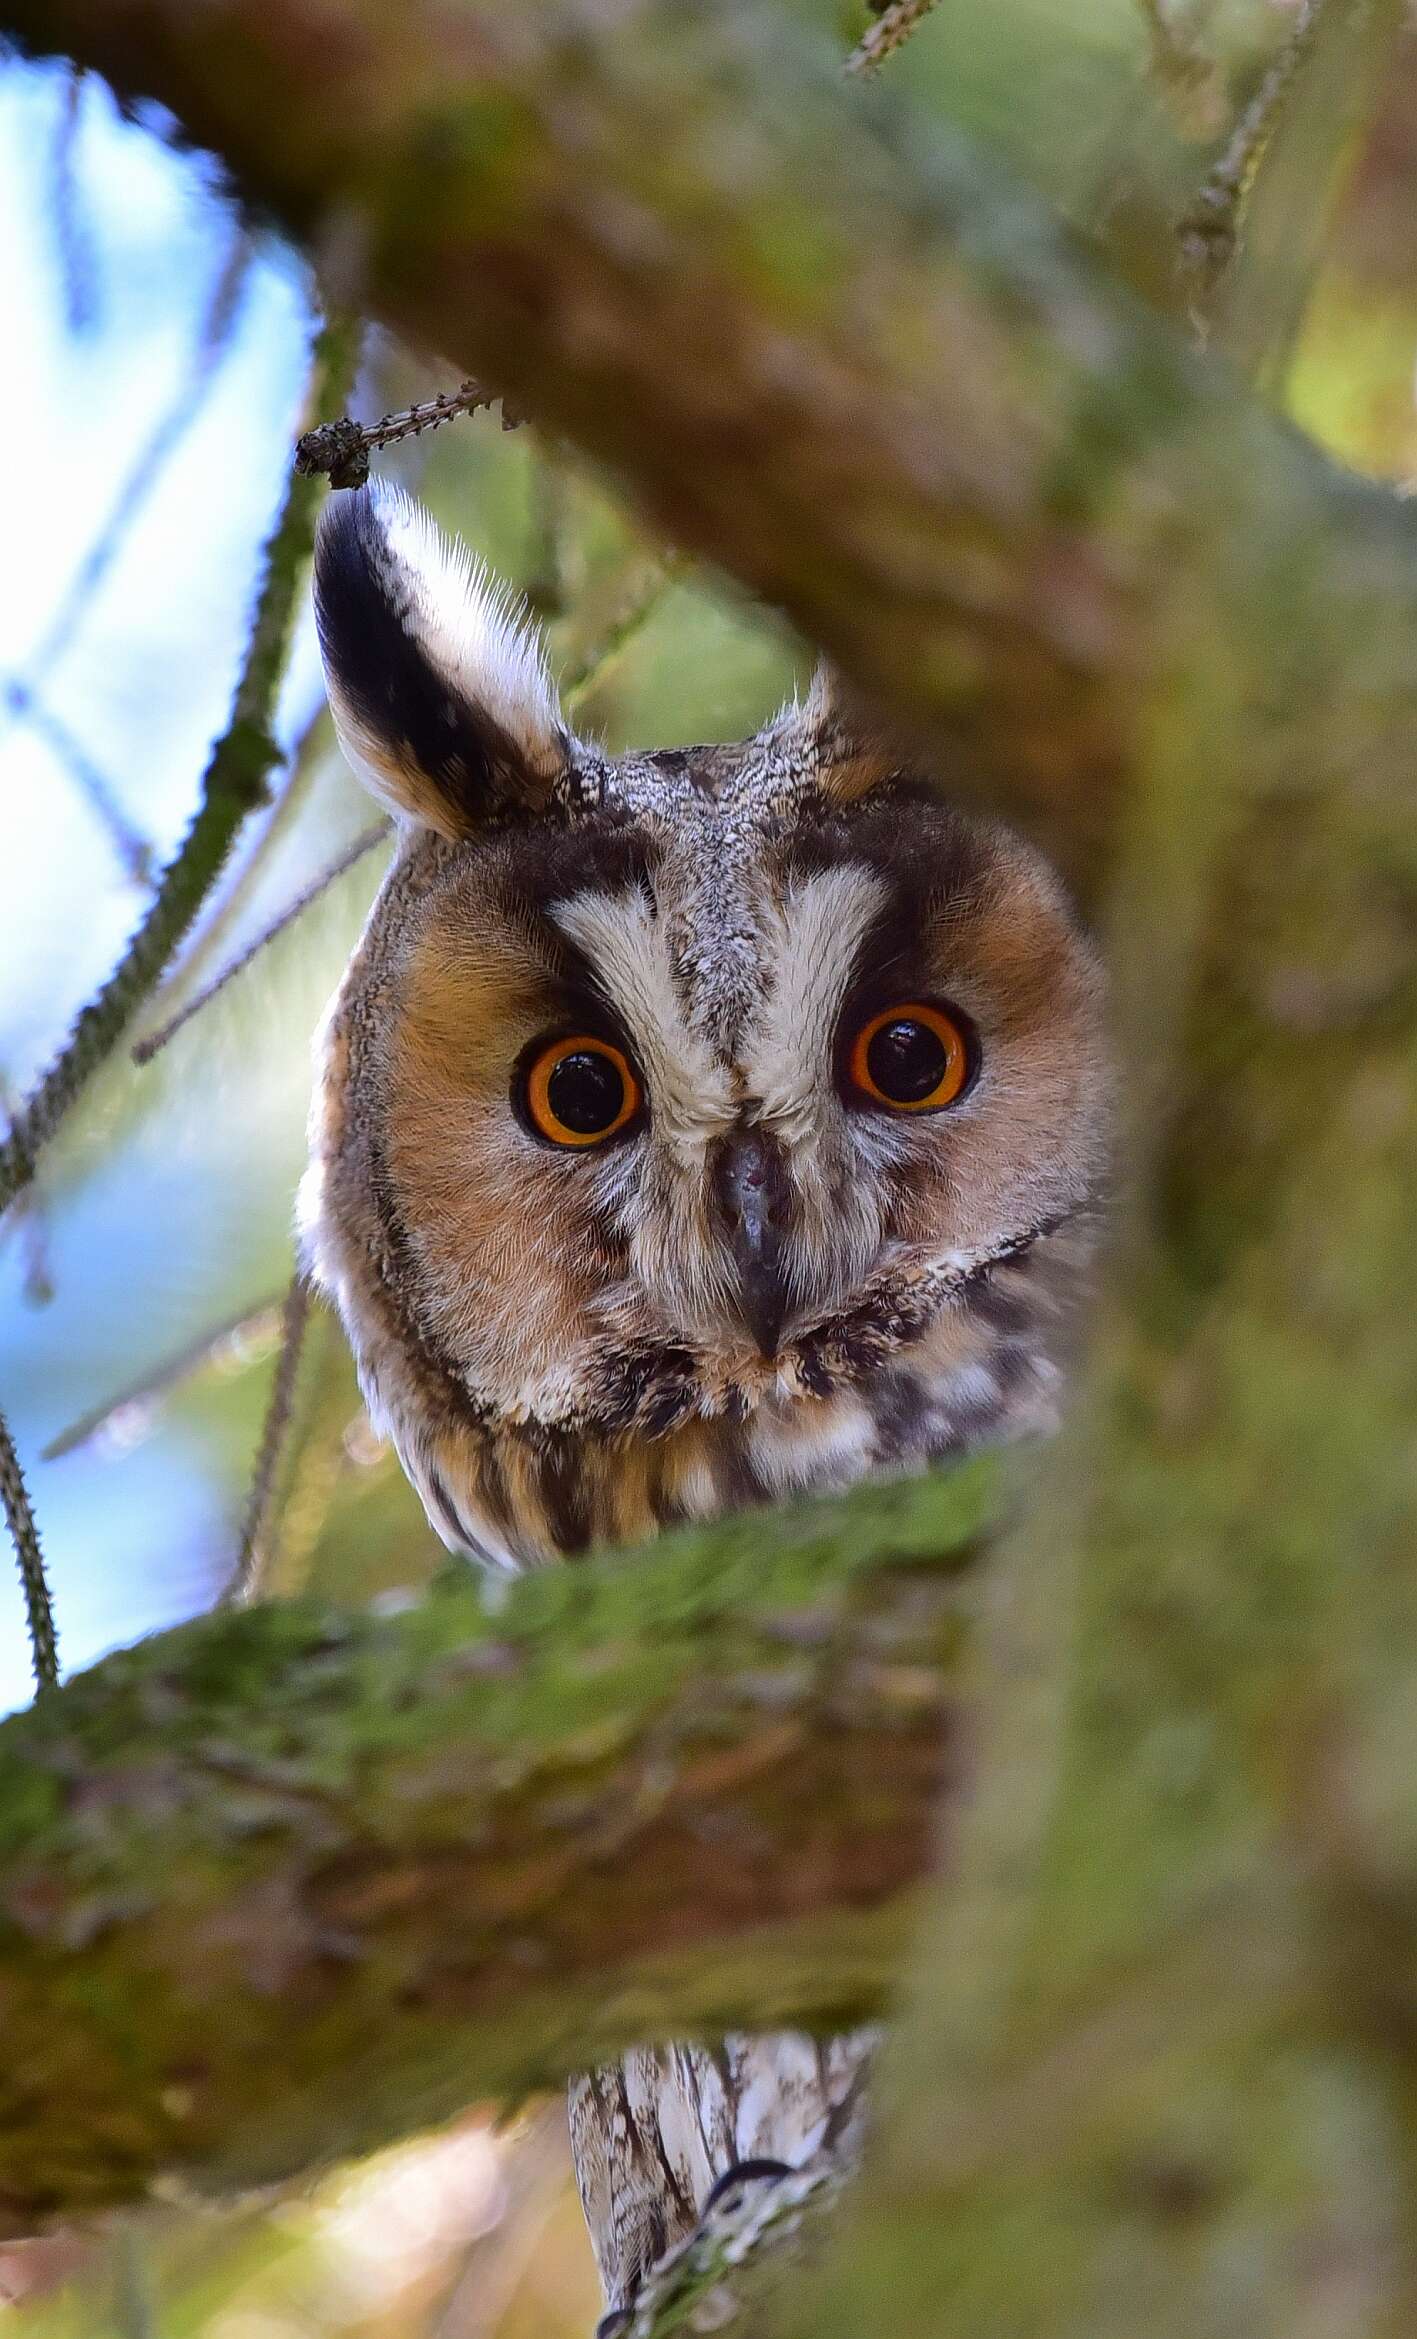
[42,1294,285,1462]
[259,1337,363,1598]
[131,820,390,1066]
[295,377,521,489]
[142,700,332,1024]
[0,1402,58,1693]
[1,227,252,883]
[4,684,154,887]
[1178,0,1358,311]
[225,1272,312,1606]
[845,0,940,75]
[0,313,360,1216]
[0,225,250,884]
[14,226,252,701]
[48,63,97,335]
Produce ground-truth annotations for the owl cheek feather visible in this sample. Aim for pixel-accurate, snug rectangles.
[313,477,585,839]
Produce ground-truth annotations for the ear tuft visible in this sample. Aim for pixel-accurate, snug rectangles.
[314,481,571,837]
[760,661,895,806]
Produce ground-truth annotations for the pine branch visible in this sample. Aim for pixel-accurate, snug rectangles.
[1177,0,1363,315]
[3,0,1404,894]
[845,0,939,77]
[137,700,334,1030]
[224,1271,313,1605]
[294,378,520,490]
[0,313,358,1215]
[0,1403,57,1694]
[130,822,389,1067]
[0,1074,55,1309]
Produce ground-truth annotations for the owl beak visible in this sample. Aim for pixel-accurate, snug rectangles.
[713,1127,792,1361]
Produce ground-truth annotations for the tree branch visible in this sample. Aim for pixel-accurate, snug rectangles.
[0,1468,986,2236]
[2,10,1417,2328]
[0,1405,57,1695]
[7,0,1415,887]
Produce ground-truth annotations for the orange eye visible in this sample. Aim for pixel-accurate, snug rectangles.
[518,1033,642,1148]
[845,1001,973,1113]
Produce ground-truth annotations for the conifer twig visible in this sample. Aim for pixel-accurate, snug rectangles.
[0,1073,55,1307]
[142,700,333,1021]
[131,820,390,1066]
[845,0,940,76]
[9,225,251,706]
[0,313,359,1216]
[225,1272,313,1606]
[1177,0,1357,310]
[41,1294,285,1462]
[4,682,155,886]
[295,377,520,489]
[0,1401,58,1693]
[253,1313,363,1600]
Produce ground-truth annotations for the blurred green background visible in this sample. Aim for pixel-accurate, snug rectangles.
[3,0,1417,2328]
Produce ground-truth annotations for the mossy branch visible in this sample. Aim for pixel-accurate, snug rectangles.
[0,1468,987,2238]
[6,0,1416,892]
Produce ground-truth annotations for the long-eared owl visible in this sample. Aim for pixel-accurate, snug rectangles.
[301,482,1109,2318]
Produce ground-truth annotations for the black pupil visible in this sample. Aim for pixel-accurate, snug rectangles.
[546,1047,626,1135]
[866,1017,949,1103]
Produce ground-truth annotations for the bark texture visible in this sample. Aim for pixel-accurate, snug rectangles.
[0,1470,982,2234]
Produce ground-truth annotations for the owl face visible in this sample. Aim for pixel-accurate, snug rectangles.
[302,485,1108,1566]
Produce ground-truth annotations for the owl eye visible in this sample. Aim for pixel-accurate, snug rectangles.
[517,1033,643,1148]
[844,1000,974,1114]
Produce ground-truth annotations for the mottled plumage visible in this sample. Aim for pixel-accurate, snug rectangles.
[302,481,1109,2314]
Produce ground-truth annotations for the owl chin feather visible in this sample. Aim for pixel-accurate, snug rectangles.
[303,485,1110,2308]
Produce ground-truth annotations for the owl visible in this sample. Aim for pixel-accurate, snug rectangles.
[301,481,1109,2323]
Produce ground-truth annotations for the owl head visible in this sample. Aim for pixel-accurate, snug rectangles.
[301,483,1108,1567]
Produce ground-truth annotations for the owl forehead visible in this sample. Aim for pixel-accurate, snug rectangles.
[572,737,882,1062]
